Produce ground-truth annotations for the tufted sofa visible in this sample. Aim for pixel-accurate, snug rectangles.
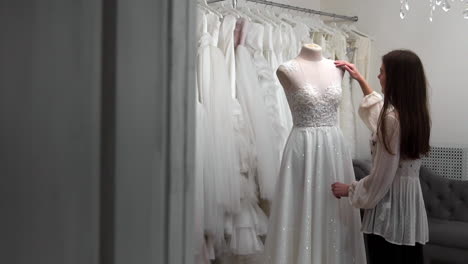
[353,160,468,264]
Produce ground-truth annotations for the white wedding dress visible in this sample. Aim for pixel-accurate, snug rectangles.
[264,59,367,264]
[244,22,289,201]
[196,12,241,250]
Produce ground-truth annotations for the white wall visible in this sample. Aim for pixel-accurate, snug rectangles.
[322,0,468,146]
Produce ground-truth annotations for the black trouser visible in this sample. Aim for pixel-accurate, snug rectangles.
[366,234,424,264]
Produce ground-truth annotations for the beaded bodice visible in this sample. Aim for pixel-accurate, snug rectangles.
[281,59,342,127]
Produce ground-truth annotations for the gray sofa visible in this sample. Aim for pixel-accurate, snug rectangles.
[352,160,468,264]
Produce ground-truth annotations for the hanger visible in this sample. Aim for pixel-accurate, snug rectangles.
[335,25,350,38]
[298,16,325,34]
[348,25,374,40]
[315,16,338,35]
[198,0,223,18]
[238,4,267,24]
[264,6,289,27]
[278,13,299,27]
[339,24,359,38]
[321,20,341,36]
[244,3,281,26]
[246,2,276,25]
[217,5,242,18]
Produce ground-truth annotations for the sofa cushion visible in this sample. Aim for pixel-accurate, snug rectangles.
[428,218,468,249]
[424,243,468,264]
[352,159,372,181]
[420,167,468,222]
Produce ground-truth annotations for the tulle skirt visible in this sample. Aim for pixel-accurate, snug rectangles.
[264,126,367,264]
[197,43,241,246]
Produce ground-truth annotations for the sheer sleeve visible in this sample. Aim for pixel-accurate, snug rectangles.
[358,91,384,133]
[348,112,400,209]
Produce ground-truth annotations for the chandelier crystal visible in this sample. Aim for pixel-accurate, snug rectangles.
[399,0,468,21]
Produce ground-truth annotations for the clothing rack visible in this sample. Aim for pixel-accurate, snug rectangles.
[207,0,358,22]
[207,0,238,8]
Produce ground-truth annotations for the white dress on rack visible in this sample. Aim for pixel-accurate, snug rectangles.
[218,14,254,182]
[194,27,207,264]
[273,25,284,66]
[293,21,312,51]
[262,23,278,72]
[330,33,357,158]
[222,18,268,256]
[264,59,367,264]
[283,23,298,61]
[271,23,293,136]
[195,11,214,262]
[197,12,241,248]
[351,36,372,160]
[219,15,261,254]
[235,19,276,203]
[245,22,288,201]
[218,14,237,98]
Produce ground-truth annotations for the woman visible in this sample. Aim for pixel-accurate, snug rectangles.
[332,50,431,264]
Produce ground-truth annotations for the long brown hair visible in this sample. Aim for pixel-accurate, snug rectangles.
[379,50,431,160]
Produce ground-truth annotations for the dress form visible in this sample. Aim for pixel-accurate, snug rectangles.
[265,43,367,264]
[276,44,343,93]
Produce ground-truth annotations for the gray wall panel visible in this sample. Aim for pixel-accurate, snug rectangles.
[0,1,101,264]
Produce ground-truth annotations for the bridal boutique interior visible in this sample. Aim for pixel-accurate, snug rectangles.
[1,0,467,264]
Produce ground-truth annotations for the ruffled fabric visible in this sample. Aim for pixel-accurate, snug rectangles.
[229,176,268,255]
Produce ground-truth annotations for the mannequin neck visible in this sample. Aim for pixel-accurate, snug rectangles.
[298,44,323,61]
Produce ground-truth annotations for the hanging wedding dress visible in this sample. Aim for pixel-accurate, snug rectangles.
[271,22,294,136]
[243,22,287,201]
[218,14,237,97]
[292,20,312,52]
[351,36,372,159]
[207,13,242,215]
[264,58,366,264]
[273,25,284,67]
[284,23,299,61]
[218,14,263,256]
[218,14,255,181]
[262,23,278,71]
[223,18,268,257]
[195,11,214,263]
[197,12,241,249]
[330,33,357,158]
[235,19,276,202]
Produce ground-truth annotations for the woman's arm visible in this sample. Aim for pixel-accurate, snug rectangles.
[332,114,401,208]
[335,60,373,96]
[348,115,400,208]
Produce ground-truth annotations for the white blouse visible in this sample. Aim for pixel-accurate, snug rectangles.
[349,92,429,246]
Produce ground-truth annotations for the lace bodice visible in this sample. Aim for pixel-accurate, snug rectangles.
[281,60,342,127]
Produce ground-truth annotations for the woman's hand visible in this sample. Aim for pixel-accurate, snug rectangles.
[335,60,373,96]
[334,61,364,83]
[331,182,350,198]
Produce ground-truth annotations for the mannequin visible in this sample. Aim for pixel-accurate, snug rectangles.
[263,43,367,264]
[276,43,343,93]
